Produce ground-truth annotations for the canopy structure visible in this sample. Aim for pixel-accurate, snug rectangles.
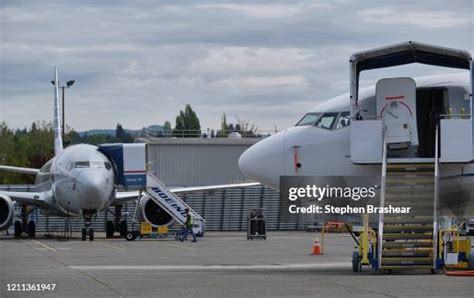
[350,41,472,104]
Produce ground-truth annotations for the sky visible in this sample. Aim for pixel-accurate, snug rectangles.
[0,0,472,132]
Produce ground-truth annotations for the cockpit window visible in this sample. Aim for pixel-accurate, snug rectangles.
[75,161,90,168]
[315,113,338,130]
[335,112,350,129]
[91,161,107,168]
[296,113,321,126]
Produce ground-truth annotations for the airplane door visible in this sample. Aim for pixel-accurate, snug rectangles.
[376,78,418,148]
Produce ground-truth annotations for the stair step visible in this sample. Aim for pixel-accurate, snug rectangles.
[386,179,434,186]
[385,193,432,200]
[385,185,433,191]
[387,163,434,170]
[383,233,433,240]
[386,171,433,177]
[381,257,432,266]
[383,225,433,233]
[386,201,433,209]
[380,265,434,270]
[382,250,432,257]
[382,241,433,248]
[383,216,433,224]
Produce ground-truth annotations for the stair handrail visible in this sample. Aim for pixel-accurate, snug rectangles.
[377,129,388,267]
[433,124,440,268]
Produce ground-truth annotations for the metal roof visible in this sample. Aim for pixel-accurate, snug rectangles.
[136,138,261,146]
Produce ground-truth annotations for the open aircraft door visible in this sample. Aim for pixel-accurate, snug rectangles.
[376,78,418,149]
[349,41,473,164]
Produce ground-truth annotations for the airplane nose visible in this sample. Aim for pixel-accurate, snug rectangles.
[238,131,285,189]
[76,170,106,206]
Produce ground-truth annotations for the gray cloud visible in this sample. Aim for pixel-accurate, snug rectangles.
[1,0,472,131]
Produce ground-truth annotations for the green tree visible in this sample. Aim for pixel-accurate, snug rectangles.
[217,113,229,137]
[64,129,82,145]
[172,105,201,138]
[115,123,134,143]
[163,121,172,137]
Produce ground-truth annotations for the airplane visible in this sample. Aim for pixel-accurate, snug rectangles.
[0,67,258,241]
[239,41,474,219]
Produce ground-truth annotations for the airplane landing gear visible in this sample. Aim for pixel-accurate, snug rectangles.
[14,221,22,238]
[106,205,128,238]
[105,221,114,238]
[27,220,36,238]
[119,220,127,237]
[82,209,96,241]
[14,205,36,238]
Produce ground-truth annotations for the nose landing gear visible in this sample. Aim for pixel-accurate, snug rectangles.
[82,209,96,241]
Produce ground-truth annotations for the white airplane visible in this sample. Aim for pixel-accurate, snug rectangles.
[0,67,258,241]
[239,42,474,218]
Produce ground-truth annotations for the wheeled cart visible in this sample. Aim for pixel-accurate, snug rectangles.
[247,208,266,240]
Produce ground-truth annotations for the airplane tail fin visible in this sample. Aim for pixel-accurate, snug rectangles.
[53,67,64,155]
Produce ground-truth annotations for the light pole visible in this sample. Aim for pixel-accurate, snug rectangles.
[51,79,75,139]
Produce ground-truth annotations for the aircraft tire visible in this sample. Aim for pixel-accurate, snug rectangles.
[126,231,137,241]
[352,251,361,272]
[89,228,94,241]
[105,221,114,238]
[81,228,87,241]
[119,221,127,237]
[14,221,22,238]
[27,220,36,238]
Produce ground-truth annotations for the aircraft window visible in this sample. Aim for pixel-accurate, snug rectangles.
[335,112,351,129]
[296,113,321,126]
[315,113,338,130]
[91,161,106,168]
[75,161,90,168]
[105,162,112,171]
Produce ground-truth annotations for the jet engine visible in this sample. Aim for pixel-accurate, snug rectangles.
[0,195,14,230]
[138,195,174,227]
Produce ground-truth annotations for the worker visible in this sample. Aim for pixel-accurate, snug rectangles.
[178,208,197,242]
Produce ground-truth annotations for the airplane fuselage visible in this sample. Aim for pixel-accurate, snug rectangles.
[239,73,474,216]
[35,144,115,217]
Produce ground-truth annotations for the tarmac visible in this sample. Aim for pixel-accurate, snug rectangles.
[0,231,473,297]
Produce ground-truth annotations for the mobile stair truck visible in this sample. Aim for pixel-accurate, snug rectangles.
[99,143,205,241]
[348,41,472,273]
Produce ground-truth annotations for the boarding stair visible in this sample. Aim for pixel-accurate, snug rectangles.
[377,128,439,272]
[144,172,205,229]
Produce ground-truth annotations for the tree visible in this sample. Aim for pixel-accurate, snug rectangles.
[217,113,229,137]
[65,129,82,145]
[217,115,259,138]
[172,105,201,138]
[115,123,134,143]
[163,121,172,137]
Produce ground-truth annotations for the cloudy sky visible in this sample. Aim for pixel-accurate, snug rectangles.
[0,0,472,132]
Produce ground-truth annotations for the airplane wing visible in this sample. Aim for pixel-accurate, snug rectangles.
[0,165,39,175]
[0,190,48,206]
[114,182,261,204]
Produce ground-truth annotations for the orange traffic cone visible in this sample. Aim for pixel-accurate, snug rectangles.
[311,237,322,255]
